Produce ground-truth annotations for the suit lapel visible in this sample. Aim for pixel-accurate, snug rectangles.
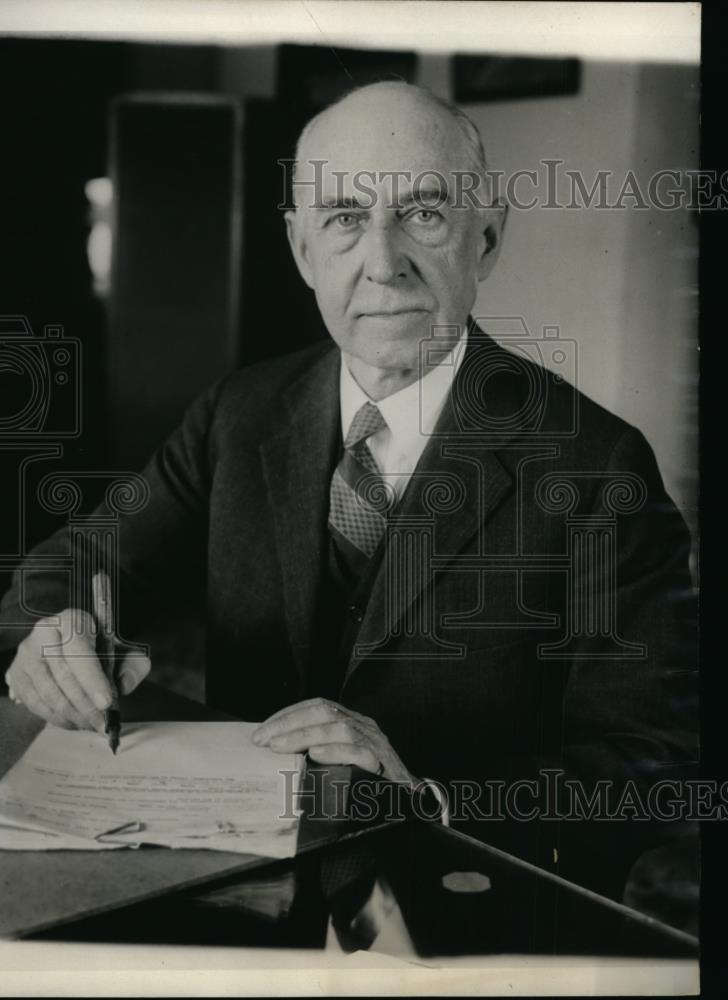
[260,345,340,687]
[346,330,520,680]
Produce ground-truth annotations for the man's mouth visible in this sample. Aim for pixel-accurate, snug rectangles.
[359,308,429,317]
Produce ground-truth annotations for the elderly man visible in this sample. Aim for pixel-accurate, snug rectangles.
[0,83,696,896]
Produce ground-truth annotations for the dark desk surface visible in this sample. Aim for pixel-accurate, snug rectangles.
[0,687,699,959]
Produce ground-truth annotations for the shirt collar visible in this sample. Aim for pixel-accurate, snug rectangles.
[339,329,468,446]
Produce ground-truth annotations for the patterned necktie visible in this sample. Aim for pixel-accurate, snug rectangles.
[329,401,390,564]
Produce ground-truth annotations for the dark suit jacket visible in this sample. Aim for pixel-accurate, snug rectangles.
[0,327,697,895]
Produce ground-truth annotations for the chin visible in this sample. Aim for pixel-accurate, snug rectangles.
[366,352,420,373]
[349,316,432,369]
[353,339,422,373]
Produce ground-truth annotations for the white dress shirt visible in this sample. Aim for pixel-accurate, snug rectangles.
[338,332,467,826]
[339,330,468,500]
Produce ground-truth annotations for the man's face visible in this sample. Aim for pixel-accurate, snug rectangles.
[285,86,504,372]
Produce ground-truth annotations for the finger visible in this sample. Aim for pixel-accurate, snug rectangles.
[45,628,112,711]
[15,664,84,730]
[9,648,90,729]
[117,652,151,695]
[256,698,342,728]
[254,700,345,744]
[35,662,96,730]
[5,667,19,702]
[59,607,96,634]
[262,697,336,720]
[45,648,107,728]
[37,627,106,728]
[5,666,21,703]
[17,684,75,729]
[19,656,96,731]
[8,685,24,706]
[6,656,29,697]
[307,743,381,774]
[268,720,359,753]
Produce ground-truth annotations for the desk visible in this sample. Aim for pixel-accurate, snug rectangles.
[0,687,699,961]
[0,684,320,939]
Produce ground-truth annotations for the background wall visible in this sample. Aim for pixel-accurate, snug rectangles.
[456,59,698,534]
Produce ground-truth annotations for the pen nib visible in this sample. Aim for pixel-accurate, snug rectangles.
[105,708,121,756]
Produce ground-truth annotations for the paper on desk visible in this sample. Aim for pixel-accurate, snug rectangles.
[0,824,120,851]
[0,722,302,857]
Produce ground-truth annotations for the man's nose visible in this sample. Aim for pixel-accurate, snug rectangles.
[363,225,409,284]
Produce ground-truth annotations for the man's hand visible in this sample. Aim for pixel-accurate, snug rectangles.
[253,697,417,785]
[4,608,151,732]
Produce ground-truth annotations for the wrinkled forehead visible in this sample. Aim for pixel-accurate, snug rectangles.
[294,99,479,205]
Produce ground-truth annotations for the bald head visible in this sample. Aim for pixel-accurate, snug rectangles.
[298,82,485,172]
[293,82,490,208]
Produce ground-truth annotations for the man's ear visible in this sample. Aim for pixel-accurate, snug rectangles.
[476,200,508,282]
[285,209,315,290]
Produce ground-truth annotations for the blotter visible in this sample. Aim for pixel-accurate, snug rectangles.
[0,722,302,857]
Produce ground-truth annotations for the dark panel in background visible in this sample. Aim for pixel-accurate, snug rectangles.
[108,95,242,470]
[0,39,127,603]
[238,96,325,365]
[276,42,418,106]
[453,55,581,102]
[125,43,219,91]
[0,39,225,604]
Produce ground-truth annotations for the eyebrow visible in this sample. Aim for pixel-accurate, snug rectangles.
[313,196,369,211]
[313,186,449,212]
[398,186,449,207]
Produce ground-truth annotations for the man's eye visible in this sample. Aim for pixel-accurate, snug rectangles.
[409,209,442,224]
[334,213,359,228]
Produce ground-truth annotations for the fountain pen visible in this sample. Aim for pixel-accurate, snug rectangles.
[91,571,121,755]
